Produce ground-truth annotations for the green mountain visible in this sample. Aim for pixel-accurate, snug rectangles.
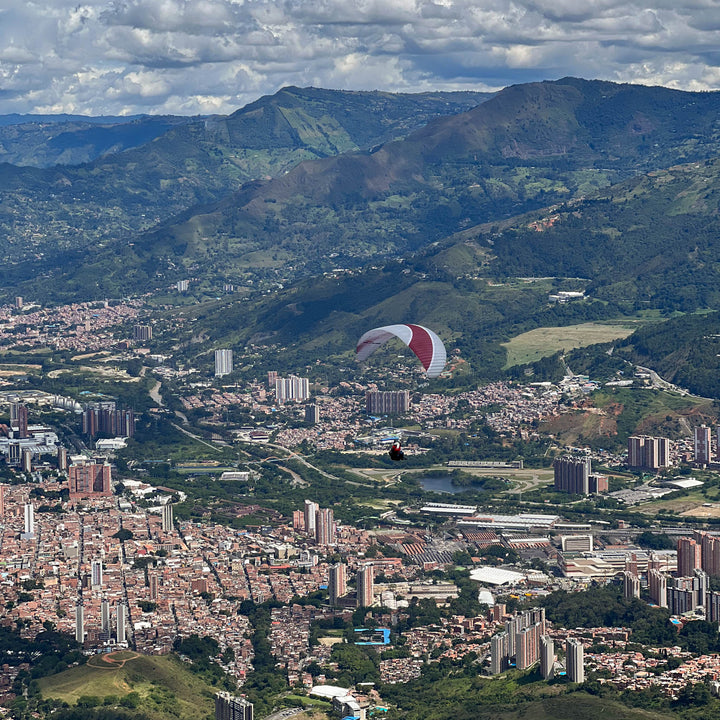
[0,87,490,298]
[612,312,720,399]
[55,77,720,301]
[166,152,720,387]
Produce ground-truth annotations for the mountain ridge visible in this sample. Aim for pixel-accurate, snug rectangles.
[97,77,720,302]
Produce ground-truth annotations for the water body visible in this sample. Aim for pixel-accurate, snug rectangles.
[419,476,472,495]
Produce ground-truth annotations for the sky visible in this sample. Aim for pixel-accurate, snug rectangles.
[2,0,720,117]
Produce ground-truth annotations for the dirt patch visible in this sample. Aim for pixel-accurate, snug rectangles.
[317,637,345,646]
[539,410,615,444]
[681,505,720,518]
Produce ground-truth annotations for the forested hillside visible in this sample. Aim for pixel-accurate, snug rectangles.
[52,77,720,302]
[0,87,490,301]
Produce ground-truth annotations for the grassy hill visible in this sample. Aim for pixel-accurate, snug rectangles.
[37,651,220,720]
[381,669,692,720]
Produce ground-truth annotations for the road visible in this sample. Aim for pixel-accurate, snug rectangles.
[149,380,163,405]
[262,708,304,720]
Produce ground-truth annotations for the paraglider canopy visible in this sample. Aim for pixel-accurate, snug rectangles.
[389,440,405,462]
[356,324,447,378]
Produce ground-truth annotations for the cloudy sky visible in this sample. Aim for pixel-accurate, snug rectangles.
[2,0,720,117]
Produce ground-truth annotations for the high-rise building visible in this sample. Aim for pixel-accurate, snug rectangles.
[540,635,555,680]
[588,474,608,493]
[677,537,702,577]
[75,602,85,643]
[553,456,591,495]
[628,435,672,469]
[516,623,542,670]
[695,425,712,465]
[305,404,320,424]
[68,461,112,499]
[23,503,35,539]
[695,568,710,598]
[14,297,22,309]
[21,448,32,473]
[116,602,126,644]
[623,570,640,600]
[504,615,522,657]
[490,631,510,674]
[357,564,374,608]
[15,404,28,439]
[648,436,671,468]
[150,573,159,601]
[706,591,720,622]
[7,442,20,466]
[627,436,644,468]
[328,563,347,605]
[215,349,234,377]
[214,692,254,720]
[699,532,720,577]
[365,390,411,415]
[101,598,110,635]
[177,280,189,292]
[91,560,103,588]
[491,603,507,622]
[275,375,310,403]
[566,638,584,683]
[292,510,304,531]
[304,500,319,535]
[133,324,153,342]
[162,504,174,533]
[668,587,697,615]
[267,371,278,388]
[648,568,668,608]
[315,508,335,545]
[57,446,68,471]
[82,405,134,438]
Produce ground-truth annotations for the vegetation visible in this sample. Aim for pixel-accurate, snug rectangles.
[36,652,221,720]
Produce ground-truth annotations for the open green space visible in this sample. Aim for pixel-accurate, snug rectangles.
[382,671,690,720]
[37,652,219,720]
[502,322,638,368]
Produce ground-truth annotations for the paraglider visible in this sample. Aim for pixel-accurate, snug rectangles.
[388,440,405,462]
[355,324,447,378]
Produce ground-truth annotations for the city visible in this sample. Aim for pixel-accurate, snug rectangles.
[2,295,720,719]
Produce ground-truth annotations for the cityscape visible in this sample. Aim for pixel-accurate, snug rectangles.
[6,54,720,720]
[1,295,720,719]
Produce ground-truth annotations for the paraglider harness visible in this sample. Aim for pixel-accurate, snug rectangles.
[389,440,405,462]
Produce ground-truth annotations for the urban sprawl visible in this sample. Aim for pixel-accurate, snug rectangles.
[2,298,720,718]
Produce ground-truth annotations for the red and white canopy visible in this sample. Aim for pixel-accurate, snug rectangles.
[356,324,447,378]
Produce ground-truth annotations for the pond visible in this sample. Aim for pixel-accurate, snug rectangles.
[419,476,473,495]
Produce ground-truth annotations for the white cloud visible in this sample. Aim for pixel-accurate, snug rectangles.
[2,0,720,115]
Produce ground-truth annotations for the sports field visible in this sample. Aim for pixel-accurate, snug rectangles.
[502,322,636,368]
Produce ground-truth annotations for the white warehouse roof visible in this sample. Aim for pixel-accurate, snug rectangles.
[469,566,525,586]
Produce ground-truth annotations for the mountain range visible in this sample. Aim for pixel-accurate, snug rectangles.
[0,86,490,300]
[8,78,720,388]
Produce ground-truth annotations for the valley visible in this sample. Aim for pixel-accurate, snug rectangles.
[5,77,720,720]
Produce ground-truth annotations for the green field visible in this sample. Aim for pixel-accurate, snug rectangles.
[502,322,637,368]
[37,652,218,720]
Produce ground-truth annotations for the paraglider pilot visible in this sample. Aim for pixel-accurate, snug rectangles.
[389,440,405,462]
